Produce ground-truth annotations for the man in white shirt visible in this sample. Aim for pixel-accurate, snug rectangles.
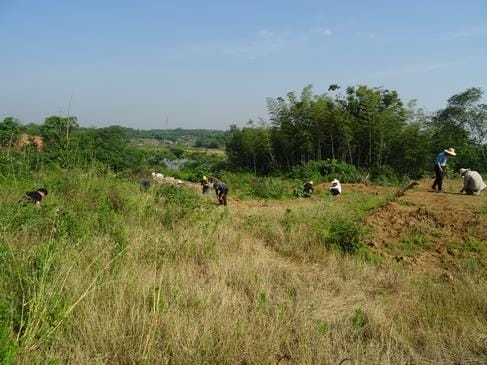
[330,179,342,196]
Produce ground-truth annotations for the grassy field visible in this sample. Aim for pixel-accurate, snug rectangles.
[0,170,486,364]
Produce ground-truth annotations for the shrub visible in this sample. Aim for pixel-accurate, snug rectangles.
[155,185,202,227]
[248,177,286,199]
[289,159,363,183]
[327,218,365,253]
[369,165,403,185]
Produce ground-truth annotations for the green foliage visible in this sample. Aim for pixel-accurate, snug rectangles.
[400,232,430,256]
[226,123,275,174]
[0,152,33,178]
[0,117,21,148]
[464,240,485,254]
[317,320,328,335]
[219,172,294,200]
[154,185,203,227]
[327,218,365,253]
[224,85,487,180]
[289,159,363,182]
[430,87,487,171]
[369,165,403,185]
[124,127,227,145]
[40,116,79,168]
[247,177,285,199]
[0,314,17,364]
[352,308,367,330]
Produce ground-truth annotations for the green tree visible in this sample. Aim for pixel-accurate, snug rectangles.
[0,117,21,148]
[40,115,79,150]
[430,87,486,170]
[93,126,130,171]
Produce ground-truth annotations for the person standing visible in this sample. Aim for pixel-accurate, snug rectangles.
[459,168,486,195]
[432,148,456,192]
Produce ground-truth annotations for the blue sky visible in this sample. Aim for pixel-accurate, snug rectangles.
[1,0,486,130]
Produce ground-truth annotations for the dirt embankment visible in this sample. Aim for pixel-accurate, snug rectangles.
[364,179,487,273]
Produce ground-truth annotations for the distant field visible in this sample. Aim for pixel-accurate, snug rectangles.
[129,138,226,155]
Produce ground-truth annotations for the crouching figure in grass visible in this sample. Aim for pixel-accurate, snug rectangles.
[329,179,342,196]
[303,181,314,198]
[24,188,48,206]
[214,181,228,206]
[459,168,486,196]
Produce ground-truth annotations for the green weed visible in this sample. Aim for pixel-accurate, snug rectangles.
[464,240,485,254]
[327,218,365,254]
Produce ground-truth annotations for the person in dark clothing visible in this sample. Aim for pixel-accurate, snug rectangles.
[139,179,151,191]
[25,188,48,206]
[303,181,314,197]
[214,182,228,206]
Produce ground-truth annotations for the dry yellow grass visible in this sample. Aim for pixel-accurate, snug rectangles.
[1,175,486,364]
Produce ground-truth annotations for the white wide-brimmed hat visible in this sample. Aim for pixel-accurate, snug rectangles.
[444,147,456,156]
[459,168,470,176]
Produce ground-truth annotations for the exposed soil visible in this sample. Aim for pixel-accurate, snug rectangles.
[364,178,487,273]
[154,175,486,273]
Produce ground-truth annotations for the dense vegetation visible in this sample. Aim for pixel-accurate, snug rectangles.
[0,117,228,177]
[2,85,485,183]
[226,85,487,177]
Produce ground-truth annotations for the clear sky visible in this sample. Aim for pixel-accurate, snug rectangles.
[1,0,486,130]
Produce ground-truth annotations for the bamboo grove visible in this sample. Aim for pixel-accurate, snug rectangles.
[225,85,487,177]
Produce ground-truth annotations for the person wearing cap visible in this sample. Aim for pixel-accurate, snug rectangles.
[303,181,314,197]
[200,175,210,194]
[459,168,486,196]
[432,147,456,192]
[329,179,342,196]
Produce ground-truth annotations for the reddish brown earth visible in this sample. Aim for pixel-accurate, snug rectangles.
[364,178,487,273]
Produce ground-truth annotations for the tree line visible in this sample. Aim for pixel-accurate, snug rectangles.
[1,85,486,179]
[225,85,487,177]
[0,118,228,174]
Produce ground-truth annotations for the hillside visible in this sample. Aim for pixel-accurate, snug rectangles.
[0,172,486,364]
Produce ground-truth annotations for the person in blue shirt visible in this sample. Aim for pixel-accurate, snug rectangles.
[432,147,456,192]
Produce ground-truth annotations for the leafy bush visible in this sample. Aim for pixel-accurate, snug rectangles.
[369,165,403,185]
[155,184,198,207]
[289,159,363,183]
[327,218,365,253]
[248,177,286,199]
[155,185,203,227]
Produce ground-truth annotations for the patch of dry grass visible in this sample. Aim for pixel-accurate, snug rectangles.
[1,172,486,364]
